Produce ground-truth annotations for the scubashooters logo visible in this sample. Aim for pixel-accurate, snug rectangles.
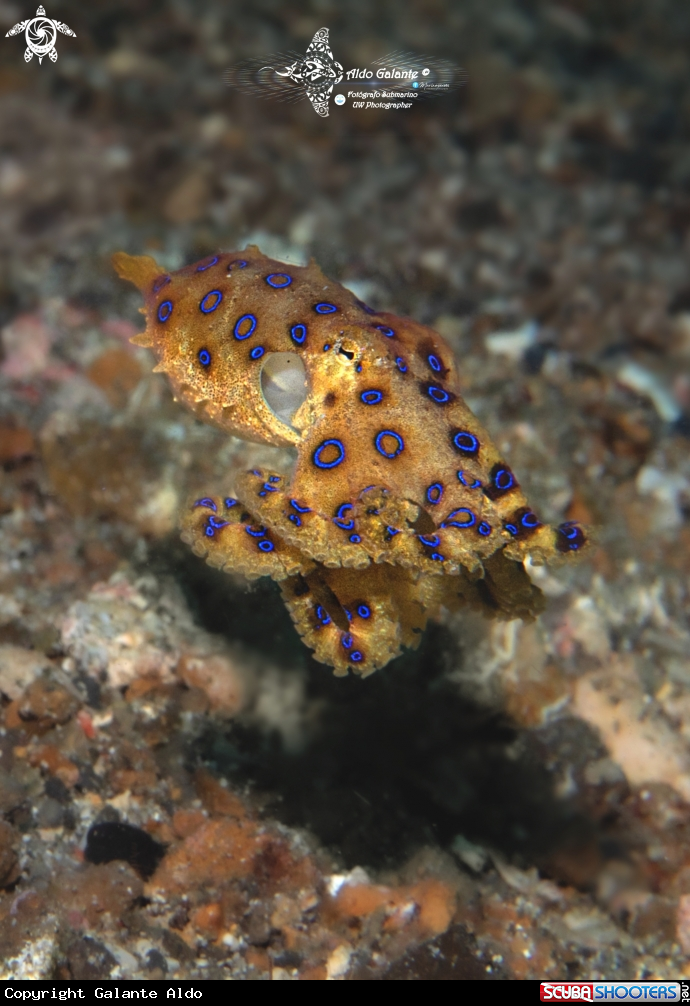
[226,29,462,117]
[5,4,75,64]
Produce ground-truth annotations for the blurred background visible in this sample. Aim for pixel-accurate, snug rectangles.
[0,0,689,982]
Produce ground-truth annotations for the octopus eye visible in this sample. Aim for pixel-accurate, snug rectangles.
[200,290,222,314]
[157,300,173,323]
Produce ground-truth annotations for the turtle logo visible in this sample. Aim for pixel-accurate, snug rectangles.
[262,28,343,117]
[5,5,76,64]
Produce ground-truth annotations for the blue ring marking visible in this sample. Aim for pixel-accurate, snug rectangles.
[385,526,400,538]
[290,323,307,345]
[556,521,586,552]
[208,516,229,528]
[350,651,363,663]
[258,540,274,552]
[313,439,345,469]
[288,514,301,526]
[251,469,261,475]
[345,608,353,622]
[323,344,331,351]
[200,290,223,314]
[478,521,491,536]
[505,523,519,536]
[426,483,444,505]
[428,354,442,372]
[290,499,312,513]
[333,503,355,530]
[441,508,476,529]
[259,492,267,497]
[196,256,219,271]
[198,348,211,367]
[427,385,450,404]
[224,497,237,508]
[493,468,515,491]
[357,605,371,619]
[431,553,445,561]
[374,430,404,459]
[349,534,361,543]
[194,498,216,511]
[250,346,265,360]
[342,633,353,649]
[268,475,281,483]
[245,525,267,537]
[355,299,376,315]
[234,314,257,340]
[227,259,247,271]
[396,357,408,373]
[157,300,173,323]
[153,275,170,293]
[356,364,362,372]
[458,471,481,489]
[521,511,540,528]
[204,526,215,537]
[375,325,395,337]
[361,390,383,405]
[314,302,338,314]
[453,431,479,454]
[266,273,292,288]
[316,605,331,626]
[261,483,278,493]
[418,534,440,547]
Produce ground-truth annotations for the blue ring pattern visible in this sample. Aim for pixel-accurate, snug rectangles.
[258,540,274,552]
[458,471,481,488]
[290,323,307,345]
[428,354,442,372]
[196,256,219,271]
[478,521,491,536]
[350,651,364,663]
[426,483,444,504]
[349,534,361,543]
[441,508,476,529]
[333,503,355,530]
[361,390,383,405]
[396,357,408,373]
[453,431,479,454]
[375,430,404,458]
[153,275,170,293]
[493,468,514,491]
[157,300,173,323]
[357,605,371,619]
[427,385,450,404]
[266,273,292,288]
[234,314,257,340]
[313,438,346,469]
[200,290,222,314]
[314,302,338,314]
[250,346,265,360]
[521,511,540,528]
[194,497,216,510]
[198,348,211,367]
[375,325,395,337]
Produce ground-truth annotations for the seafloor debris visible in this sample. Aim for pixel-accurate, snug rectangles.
[114,248,588,675]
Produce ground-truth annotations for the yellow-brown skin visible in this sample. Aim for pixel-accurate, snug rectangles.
[114,247,587,676]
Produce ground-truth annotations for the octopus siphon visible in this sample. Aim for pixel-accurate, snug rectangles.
[114,247,587,677]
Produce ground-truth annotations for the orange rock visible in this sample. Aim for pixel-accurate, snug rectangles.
[411,879,456,936]
[245,948,270,973]
[148,819,262,893]
[86,348,142,408]
[172,809,208,839]
[28,743,80,787]
[110,768,158,794]
[191,901,223,937]
[333,882,392,919]
[195,769,248,820]
[0,424,35,464]
[53,861,143,929]
[177,653,246,716]
[299,965,328,980]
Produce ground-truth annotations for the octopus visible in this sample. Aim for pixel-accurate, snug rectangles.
[113,247,588,677]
